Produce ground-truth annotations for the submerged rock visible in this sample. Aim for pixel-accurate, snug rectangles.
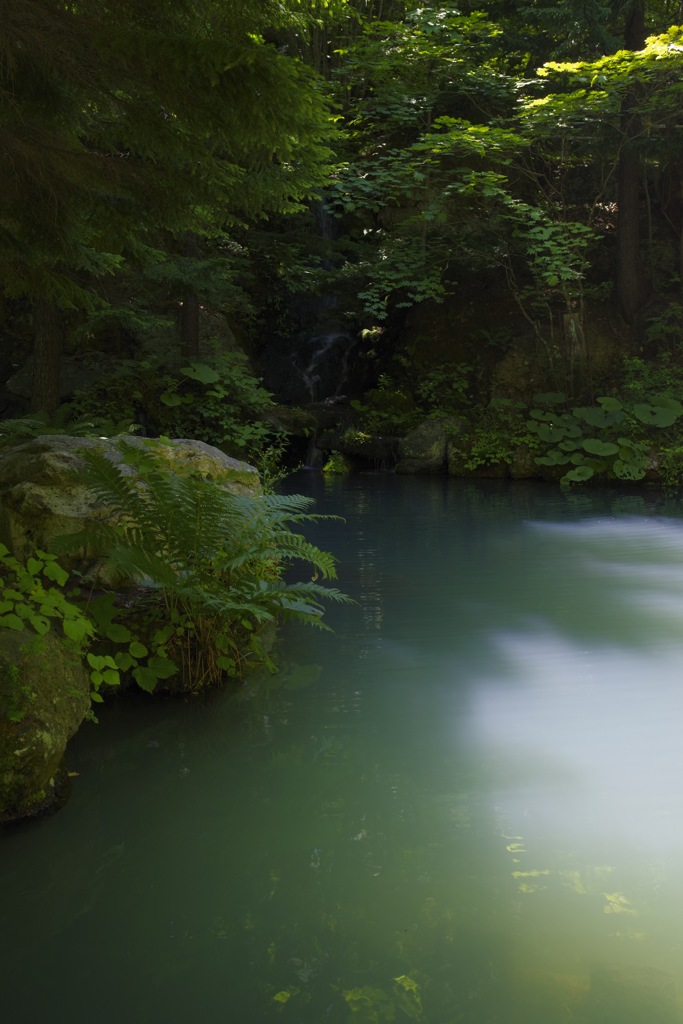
[0,628,90,824]
[582,964,678,1024]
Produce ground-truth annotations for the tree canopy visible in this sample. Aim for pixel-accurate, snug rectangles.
[3,0,683,419]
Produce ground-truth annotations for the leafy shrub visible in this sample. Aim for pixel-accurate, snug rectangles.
[64,351,278,460]
[416,363,473,412]
[0,546,117,709]
[350,375,420,436]
[323,452,353,474]
[56,439,350,691]
[449,397,539,471]
[527,391,682,484]
[0,546,92,645]
[620,354,683,404]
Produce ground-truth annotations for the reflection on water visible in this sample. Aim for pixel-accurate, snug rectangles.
[2,476,683,1022]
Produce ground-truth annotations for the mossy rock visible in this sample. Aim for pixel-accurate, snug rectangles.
[396,417,465,475]
[0,628,90,824]
[0,435,260,568]
[510,444,542,480]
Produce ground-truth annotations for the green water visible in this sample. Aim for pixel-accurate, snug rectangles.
[2,475,683,1023]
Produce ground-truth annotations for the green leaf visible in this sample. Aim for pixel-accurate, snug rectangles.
[651,396,683,414]
[160,391,183,407]
[574,406,624,427]
[26,557,43,575]
[63,617,91,643]
[563,465,595,482]
[29,615,50,635]
[633,403,680,427]
[42,561,68,586]
[106,623,132,643]
[102,669,120,686]
[537,424,568,443]
[582,439,619,456]
[114,652,135,671]
[152,625,174,645]
[133,666,158,693]
[529,409,554,421]
[129,640,148,658]
[147,655,178,679]
[181,362,221,384]
[613,460,646,480]
[0,613,24,630]
[90,691,104,703]
[596,396,623,411]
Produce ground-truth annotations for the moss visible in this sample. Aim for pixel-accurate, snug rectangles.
[323,452,353,474]
[0,629,90,823]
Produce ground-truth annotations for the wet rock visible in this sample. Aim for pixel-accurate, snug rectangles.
[0,628,90,824]
[397,417,465,475]
[509,444,541,480]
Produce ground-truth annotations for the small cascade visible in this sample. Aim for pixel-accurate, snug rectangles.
[303,437,326,470]
[301,330,356,403]
[259,199,367,405]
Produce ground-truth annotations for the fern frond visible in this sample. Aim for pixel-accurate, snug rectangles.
[270,531,339,580]
[55,439,349,688]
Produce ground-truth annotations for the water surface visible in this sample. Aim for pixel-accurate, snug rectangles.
[2,475,683,1023]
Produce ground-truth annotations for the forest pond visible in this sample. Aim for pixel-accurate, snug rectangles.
[3,473,683,1023]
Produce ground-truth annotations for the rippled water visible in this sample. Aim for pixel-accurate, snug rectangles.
[3,475,683,1023]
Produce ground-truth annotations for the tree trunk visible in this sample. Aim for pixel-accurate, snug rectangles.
[178,233,201,360]
[179,291,200,361]
[616,1,647,325]
[30,297,62,417]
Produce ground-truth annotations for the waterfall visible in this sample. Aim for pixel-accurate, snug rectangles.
[260,200,363,405]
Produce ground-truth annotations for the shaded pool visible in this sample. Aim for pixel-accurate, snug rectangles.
[2,475,683,1023]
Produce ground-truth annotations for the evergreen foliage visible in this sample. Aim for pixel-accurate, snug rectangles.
[1,0,338,411]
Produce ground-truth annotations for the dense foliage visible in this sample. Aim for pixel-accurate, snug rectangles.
[2,0,683,465]
[0,440,349,707]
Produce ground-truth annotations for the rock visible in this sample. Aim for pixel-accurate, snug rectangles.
[509,444,540,480]
[396,417,464,475]
[0,435,260,567]
[341,433,400,468]
[0,628,90,823]
[152,439,260,496]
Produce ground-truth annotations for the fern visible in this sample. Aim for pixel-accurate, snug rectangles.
[55,438,350,690]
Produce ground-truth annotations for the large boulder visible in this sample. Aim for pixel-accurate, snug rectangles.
[0,435,260,566]
[0,628,91,823]
[396,417,464,475]
[0,435,261,823]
